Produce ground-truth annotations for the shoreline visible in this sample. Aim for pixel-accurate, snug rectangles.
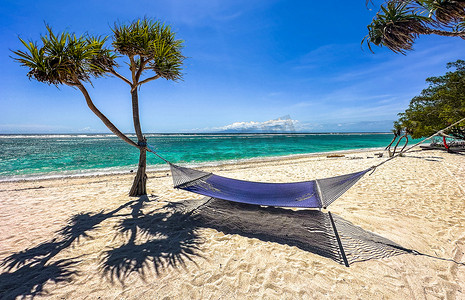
[0,147,385,184]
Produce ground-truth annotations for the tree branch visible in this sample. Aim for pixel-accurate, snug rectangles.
[74,83,138,148]
[424,28,465,37]
[137,74,161,87]
[135,58,147,82]
[109,69,132,86]
[131,88,144,141]
[129,56,137,83]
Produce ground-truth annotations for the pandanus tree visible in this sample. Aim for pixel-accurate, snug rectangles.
[364,0,465,54]
[12,19,184,196]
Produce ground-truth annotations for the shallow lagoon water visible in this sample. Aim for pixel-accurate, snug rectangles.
[0,133,400,180]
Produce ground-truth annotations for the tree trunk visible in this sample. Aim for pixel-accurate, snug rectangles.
[400,135,409,153]
[385,135,398,151]
[392,135,405,157]
[129,88,147,197]
[129,144,147,196]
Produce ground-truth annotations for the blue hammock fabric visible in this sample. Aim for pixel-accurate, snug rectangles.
[169,162,371,208]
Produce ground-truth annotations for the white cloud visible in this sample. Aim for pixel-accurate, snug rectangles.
[187,118,395,133]
[78,127,98,133]
[206,116,299,133]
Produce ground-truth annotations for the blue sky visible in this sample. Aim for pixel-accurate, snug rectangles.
[0,0,463,133]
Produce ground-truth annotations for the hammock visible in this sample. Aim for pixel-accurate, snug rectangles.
[147,144,370,209]
[146,117,465,209]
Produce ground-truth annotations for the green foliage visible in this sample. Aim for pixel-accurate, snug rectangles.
[397,59,465,139]
[424,0,465,25]
[392,120,403,136]
[363,2,429,54]
[13,18,185,85]
[12,26,116,86]
[112,18,184,81]
[364,0,465,53]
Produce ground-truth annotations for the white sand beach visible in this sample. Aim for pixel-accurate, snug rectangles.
[0,148,464,299]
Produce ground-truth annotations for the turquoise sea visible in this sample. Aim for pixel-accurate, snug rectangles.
[0,133,400,181]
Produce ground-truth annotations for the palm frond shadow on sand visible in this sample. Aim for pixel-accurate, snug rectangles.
[0,198,137,299]
[100,199,203,284]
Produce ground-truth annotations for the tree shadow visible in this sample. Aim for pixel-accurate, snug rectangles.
[100,197,203,284]
[403,155,444,162]
[0,260,77,299]
[0,196,205,297]
[421,147,465,155]
[0,198,137,299]
[449,150,465,156]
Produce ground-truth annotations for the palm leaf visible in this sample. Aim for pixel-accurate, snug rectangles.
[112,18,185,81]
[12,26,115,86]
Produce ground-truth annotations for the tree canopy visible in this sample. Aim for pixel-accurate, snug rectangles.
[13,26,116,86]
[397,59,465,139]
[364,0,465,53]
[112,19,184,83]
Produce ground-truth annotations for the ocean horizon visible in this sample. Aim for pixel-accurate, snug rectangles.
[0,132,401,181]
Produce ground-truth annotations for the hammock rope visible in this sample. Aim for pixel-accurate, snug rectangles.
[370,116,465,172]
